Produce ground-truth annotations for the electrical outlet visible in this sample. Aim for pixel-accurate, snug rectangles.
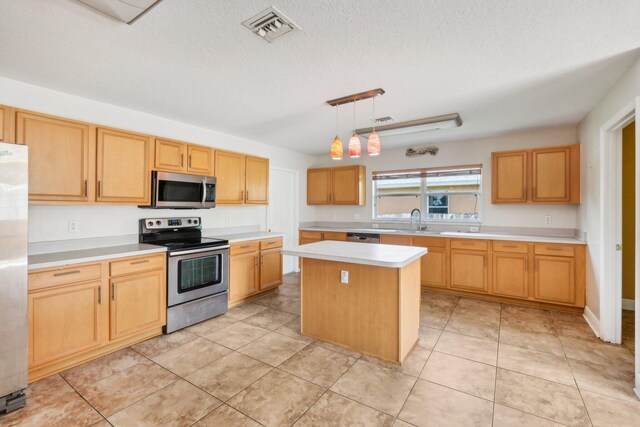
[469,226,479,233]
[372,223,379,229]
[68,221,79,233]
[340,270,349,284]
[545,215,552,225]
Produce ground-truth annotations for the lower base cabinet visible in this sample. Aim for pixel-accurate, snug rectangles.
[229,251,260,302]
[492,253,529,298]
[449,249,489,293]
[229,237,283,305]
[260,248,283,290]
[534,255,576,305]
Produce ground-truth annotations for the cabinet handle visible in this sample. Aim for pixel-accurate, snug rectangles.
[525,259,528,272]
[84,180,88,197]
[112,283,116,301]
[181,154,184,167]
[98,286,102,304]
[53,270,81,277]
[240,245,250,249]
[130,259,149,265]
[189,155,192,168]
[255,256,259,267]
[240,190,244,201]
[98,181,102,198]
[545,247,563,251]
[246,191,249,201]
[261,255,264,265]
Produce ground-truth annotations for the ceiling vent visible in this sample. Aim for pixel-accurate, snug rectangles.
[242,6,300,43]
[76,0,161,24]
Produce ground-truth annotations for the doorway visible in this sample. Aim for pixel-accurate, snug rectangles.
[622,121,636,355]
[267,167,299,274]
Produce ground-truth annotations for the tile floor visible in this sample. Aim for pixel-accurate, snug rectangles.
[2,273,639,427]
[622,309,635,355]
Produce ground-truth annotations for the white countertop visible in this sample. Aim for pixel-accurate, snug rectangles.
[28,244,167,271]
[205,231,284,243]
[299,226,586,245]
[283,240,427,268]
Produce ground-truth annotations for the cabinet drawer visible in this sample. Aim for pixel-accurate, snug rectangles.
[492,241,528,254]
[450,239,488,251]
[29,263,102,291]
[413,236,446,248]
[300,231,323,240]
[231,240,260,256]
[322,232,347,241]
[260,237,283,250]
[534,244,575,257]
[110,254,165,277]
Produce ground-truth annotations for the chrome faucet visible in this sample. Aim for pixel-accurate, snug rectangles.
[410,208,422,232]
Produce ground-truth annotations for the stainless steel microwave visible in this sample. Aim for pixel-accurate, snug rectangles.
[146,171,216,209]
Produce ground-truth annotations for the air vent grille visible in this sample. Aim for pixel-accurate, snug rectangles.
[374,116,395,124]
[242,6,300,43]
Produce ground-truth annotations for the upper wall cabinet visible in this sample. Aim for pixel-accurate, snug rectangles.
[16,111,95,203]
[96,128,151,205]
[307,165,366,205]
[215,150,269,205]
[491,144,580,204]
[154,138,214,176]
[0,105,15,143]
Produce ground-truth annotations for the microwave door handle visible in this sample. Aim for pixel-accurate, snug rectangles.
[201,179,207,206]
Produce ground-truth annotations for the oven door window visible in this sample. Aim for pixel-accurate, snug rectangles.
[178,254,222,293]
[158,180,202,203]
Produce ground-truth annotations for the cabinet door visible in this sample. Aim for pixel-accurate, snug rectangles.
[322,232,347,241]
[492,253,528,298]
[533,255,576,305]
[381,234,413,246]
[188,145,214,175]
[307,168,332,204]
[110,270,165,341]
[29,281,107,367]
[96,128,151,205]
[419,247,447,288]
[16,111,94,202]
[449,249,489,293]
[531,145,579,203]
[260,249,282,290]
[0,105,15,143]
[229,252,259,302]
[215,150,245,204]
[331,166,365,205]
[155,138,186,172]
[245,156,269,204]
[492,151,528,203]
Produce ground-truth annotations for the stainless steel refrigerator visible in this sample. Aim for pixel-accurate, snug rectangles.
[0,142,27,414]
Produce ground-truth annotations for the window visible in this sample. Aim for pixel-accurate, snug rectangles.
[373,165,482,222]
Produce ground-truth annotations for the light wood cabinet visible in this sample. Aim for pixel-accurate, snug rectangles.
[96,128,151,205]
[155,138,186,172]
[0,104,15,143]
[450,249,489,293]
[16,111,95,203]
[492,252,529,298]
[381,234,413,246]
[187,144,214,175]
[413,237,448,288]
[307,165,365,205]
[492,144,580,204]
[533,255,576,305]
[229,251,260,302]
[260,248,282,290]
[245,155,269,204]
[322,232,347,241]
[229,237,283,304]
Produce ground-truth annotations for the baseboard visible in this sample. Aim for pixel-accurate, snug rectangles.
[622,298,635,311]
[583,306,601,338]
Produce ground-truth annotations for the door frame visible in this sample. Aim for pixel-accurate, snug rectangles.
[266,166,299,273]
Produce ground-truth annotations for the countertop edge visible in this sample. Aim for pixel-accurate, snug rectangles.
[28,246,167,271]
[282,247,427,268]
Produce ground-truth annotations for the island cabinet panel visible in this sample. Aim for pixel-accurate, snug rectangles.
[413,236,447,288]
[16,111,95,202]
[155,138,186,172]
[0,104,15,142]
[449,250,489,293]
[187,144,214,175]
[492,151,528,203]
[229,251,259,302]
[215,150,245,204]
[245,155,269,204]
[533,255,576,305]
[491,253,529,298]
[260,248,282,291]
[96,128,151,205]
[307,168,332,204]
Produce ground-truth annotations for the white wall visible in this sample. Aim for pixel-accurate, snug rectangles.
[0,76,317,242]
[312,125,580,229]
[578,56,640,320]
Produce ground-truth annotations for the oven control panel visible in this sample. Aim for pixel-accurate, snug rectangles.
[141,217,201,231]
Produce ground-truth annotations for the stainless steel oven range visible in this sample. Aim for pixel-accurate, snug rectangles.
[140,217,229,333]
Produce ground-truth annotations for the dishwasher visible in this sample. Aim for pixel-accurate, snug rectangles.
[346,232,381,244]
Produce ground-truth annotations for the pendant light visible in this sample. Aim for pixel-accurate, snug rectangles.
[367,95,381,156]
[348,101,361,158]
[330,103,343,160]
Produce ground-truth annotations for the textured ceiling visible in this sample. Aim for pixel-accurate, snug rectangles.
[0,0,639,154]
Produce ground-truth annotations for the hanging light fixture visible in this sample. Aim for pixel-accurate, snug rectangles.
[348,101,361,158]
[330,103,343,160]
[367,95,381,156]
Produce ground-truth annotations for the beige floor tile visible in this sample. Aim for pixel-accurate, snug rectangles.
[295,391,394,426]
[569,358,637,402]
[501,313,557,335]
[225,302,269,321]
[92,420,113,427]
[130,330,198,358]
[313,340,362,358]
[243,308,297,330]
[393,420,415,427]
[252,292,294,309]
[418,326,442,350]
[227,369,323,427]
[270,297,301,315]
[186,315,237,336]
[444,313,499,341]
[238,332,310,366]
[76,363,178,417]
[22,374,74,409]
[457,297,501,311]
[581,389,640,427]
[499,324,564,356]
[492,404,563,426]
[0,390,103,427]
[61,348,151,389]
[433,331,498,365]
[108,380,221,427]
[453,301,501,324]
[501,304,552,321]
[194,404,261,426]
[398,379,493,427]
[361,342,431,378]
[184,352,272,401]
[203,321,270,350]
[278,285,300,298]
[497,343,574,386]
[419,310,451,329]
[151,337,231,376]
[330,360,416,416]
[560,336,634,367]
[554,320,597,340]
[274,317,315,344]
[549,310,585,323]
[280,344,357,388]
[420,351,496,400]
[494,369,590,426]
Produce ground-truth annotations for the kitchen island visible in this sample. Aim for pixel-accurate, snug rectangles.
[283,241,427,363]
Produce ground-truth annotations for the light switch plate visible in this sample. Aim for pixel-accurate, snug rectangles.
[68,221,79,233]
[340,270,349,284]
